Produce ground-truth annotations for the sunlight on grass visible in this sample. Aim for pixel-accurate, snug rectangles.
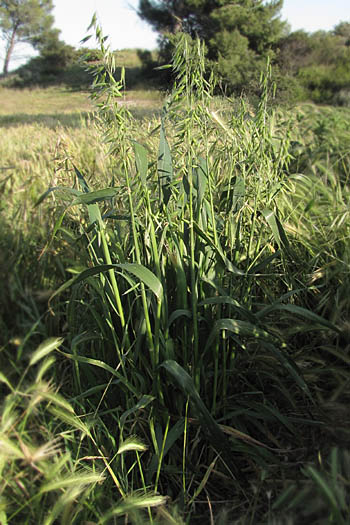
[1,26,350,525]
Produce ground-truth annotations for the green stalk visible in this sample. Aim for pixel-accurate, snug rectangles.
[184,44,200,389]
[206,158,222,412]
[182,398,189,498]
[125,169,155,366]
[145,194,165,363]
[188,162,199,386]
[155,416,170,494]
[100,226,126,329]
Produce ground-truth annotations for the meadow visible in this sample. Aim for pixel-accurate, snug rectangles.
[1,34,350,524]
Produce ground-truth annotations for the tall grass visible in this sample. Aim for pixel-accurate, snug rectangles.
[1,20,350,524]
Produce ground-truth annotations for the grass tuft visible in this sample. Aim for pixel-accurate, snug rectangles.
[1,20,350,524]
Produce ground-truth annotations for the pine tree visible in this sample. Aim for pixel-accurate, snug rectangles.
[138,0,286,92]
[0,0,55,75]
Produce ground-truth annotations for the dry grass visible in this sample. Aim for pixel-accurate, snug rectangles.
[0,86,93,115]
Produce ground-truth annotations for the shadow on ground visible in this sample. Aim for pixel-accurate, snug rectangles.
[0,112,92,129]
[0,107,162,129]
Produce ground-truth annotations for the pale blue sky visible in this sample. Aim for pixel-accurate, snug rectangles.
[283,0,349,34]
[1,0,349,70]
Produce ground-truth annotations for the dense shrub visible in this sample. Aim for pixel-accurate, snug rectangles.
[277,26,350,105]
[12,42,90,87]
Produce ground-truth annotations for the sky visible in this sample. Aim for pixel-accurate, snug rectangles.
[53,0,350,51]
[1,0,349,70]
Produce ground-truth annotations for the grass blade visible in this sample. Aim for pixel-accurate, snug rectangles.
[158,118,173,205]
[29,338,64,367]
[133,141,148,188]
[161,360,240,479]
[49,263,163,306]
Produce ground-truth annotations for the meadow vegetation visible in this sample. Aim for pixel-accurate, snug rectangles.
[1,27,350,524]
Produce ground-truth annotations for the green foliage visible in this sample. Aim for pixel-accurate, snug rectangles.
[278,24,350,105]
[0,0,55,75]
[0,338,104,524]
[13,42,91,87]
[2,17,350,523]
[0,335,175,524]
[138,0,286,94]
[138,2,350,104]
[137,49,160,85]
[10,45,160,89]
[273,449,350,524]
[29,23,348,522]
[333,20,350,42]
[277,29,313,76]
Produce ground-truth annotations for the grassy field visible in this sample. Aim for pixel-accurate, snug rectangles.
[1,36,350,525]
[0,86,163,127]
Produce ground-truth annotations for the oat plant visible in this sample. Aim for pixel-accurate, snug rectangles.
[35,19,343,523]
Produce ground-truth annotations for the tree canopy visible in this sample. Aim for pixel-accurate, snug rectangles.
[138,0,287,92]
[0,0,55,75]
